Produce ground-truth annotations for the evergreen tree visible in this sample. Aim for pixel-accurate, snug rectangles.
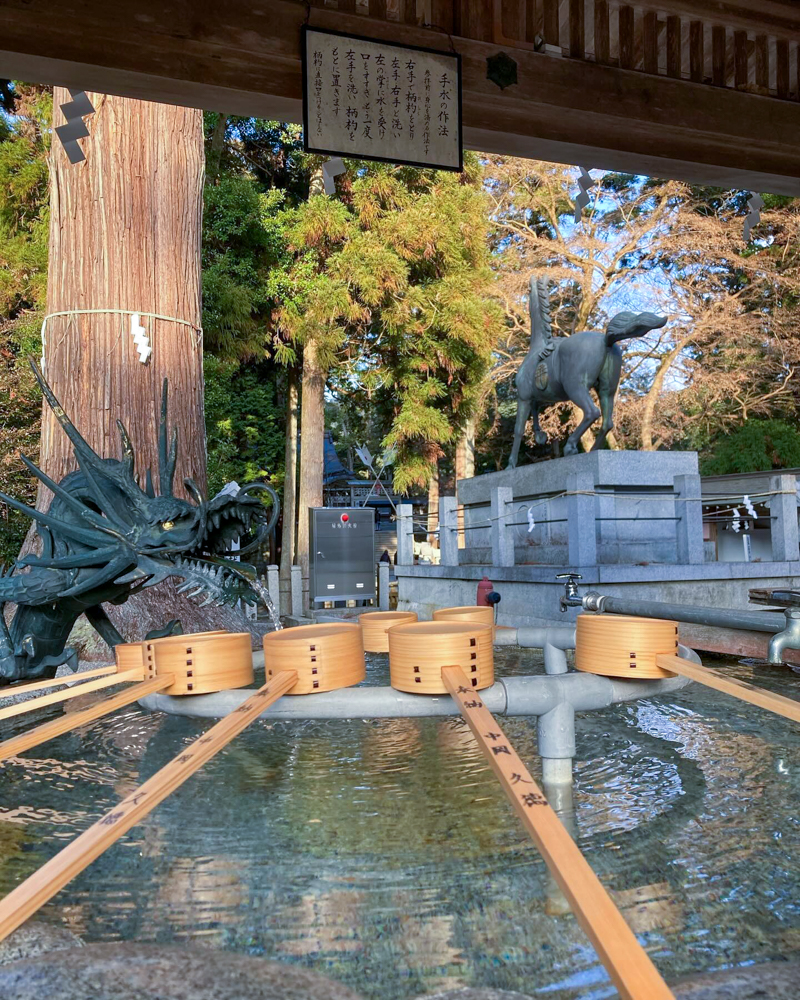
[276,156,502,492]
[0,83,50,561]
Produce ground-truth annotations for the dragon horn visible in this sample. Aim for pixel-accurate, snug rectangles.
[27,358,138,526]
[145,467,156,499]
[29,358,111,482]
[17,455,129,541]
[116,419,136,480]
[158,379,178,497]
[183,477,208,538]
[0,488,111,548]
[17,453,93,519]
[183,478,205,506]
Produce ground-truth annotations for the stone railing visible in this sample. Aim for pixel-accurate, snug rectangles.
[395,472,800,568]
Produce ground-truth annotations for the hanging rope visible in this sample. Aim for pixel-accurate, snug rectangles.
[40,308,203,372]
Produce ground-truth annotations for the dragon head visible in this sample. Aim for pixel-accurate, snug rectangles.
[4,361,279,609]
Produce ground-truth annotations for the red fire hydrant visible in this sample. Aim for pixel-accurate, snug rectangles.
[477,576,494,606]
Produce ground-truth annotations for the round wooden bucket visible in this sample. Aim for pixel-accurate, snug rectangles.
[114,642,144,674]
[432,605,495,631]
[388,620,494,694]
[359,611,418,652]
[575,614,678,679]
[142,631,253,695]
[263,623,365,695]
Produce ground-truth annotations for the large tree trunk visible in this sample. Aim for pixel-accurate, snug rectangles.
[37,92,263,650]
[640,339,689,450]
[427,462,439,547]
[295,340,325,611]
[455,417,475,548]
[42,90,206,499]
[279,367,298,613]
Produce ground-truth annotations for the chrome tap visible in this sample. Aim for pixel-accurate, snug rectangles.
[767,607,800,665]
[557,573,583,612]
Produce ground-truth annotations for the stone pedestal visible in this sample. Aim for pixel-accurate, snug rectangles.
[456,450,700,568]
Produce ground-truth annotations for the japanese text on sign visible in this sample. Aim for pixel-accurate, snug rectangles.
[303,27,462,172]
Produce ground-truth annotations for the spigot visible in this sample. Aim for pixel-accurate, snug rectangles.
[767,607,800,665]
[556,573,583,612]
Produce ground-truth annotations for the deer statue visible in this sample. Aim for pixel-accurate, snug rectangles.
[507,277,667,468]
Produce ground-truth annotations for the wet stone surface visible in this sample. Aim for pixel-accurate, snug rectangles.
[0,944,365,1000]
[417,991,535,999]
[669,960,800,999]
[0,921,84,966]
[1,648,799,998]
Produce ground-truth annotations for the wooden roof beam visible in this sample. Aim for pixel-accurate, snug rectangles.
[1,0,799,194]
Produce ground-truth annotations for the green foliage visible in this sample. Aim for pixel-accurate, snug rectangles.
[0,318,41,562]
[0,83,50,560]
[0,84,50,318]
[202,178,288,359]
[204,354,286,495]
[700,420,800,476]
[277,155,502,491]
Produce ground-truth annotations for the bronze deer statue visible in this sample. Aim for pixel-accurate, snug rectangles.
[507,277,667,468]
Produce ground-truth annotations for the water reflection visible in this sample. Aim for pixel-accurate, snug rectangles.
[0,651,798,998]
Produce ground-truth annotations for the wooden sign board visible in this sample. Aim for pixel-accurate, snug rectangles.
[302,26,462,172]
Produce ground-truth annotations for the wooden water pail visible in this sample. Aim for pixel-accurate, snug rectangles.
[575,614,678,679]
[263,622,365,695]
[388,620,494,694]
[114,642,144,674]
[358,611,418,652]
[432,605,495,633]
[142,630,253,695]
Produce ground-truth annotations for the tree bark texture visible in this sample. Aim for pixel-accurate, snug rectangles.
[455,417,475,548]
[37,92,255,648]
[279,368,298,612]
[427,462,440,547]
[295,340,325,611]
[41,90,206,503]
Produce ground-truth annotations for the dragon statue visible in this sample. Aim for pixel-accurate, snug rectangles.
[0,361,279,684]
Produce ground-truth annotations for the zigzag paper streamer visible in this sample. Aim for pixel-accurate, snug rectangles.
[573,167,595,223]
[743,192,764,242]
[130,313,152,364]
[322,157,346,195]
[55,90,95,164]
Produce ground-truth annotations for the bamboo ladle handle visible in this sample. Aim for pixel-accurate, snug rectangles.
[442,665,674,1000]
[0,669,297,942]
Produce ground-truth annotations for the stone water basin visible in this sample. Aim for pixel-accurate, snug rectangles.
[0,648,799,998]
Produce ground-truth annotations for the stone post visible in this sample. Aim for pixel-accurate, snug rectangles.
[439,496,459,567]
[770,474,800,562]
[396,503,414,565]
[566,472,596,566]
[290,565,303,617]
[266,564,280,617]
[491,486,514,567]
[378,562,390,610]
[673,474,704,564]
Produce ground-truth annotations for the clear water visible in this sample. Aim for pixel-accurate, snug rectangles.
[1,649,800,999]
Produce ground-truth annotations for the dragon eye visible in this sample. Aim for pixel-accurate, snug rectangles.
[161,520,175,530]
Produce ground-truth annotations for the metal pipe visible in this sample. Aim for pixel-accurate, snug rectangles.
[515,625,576,674]
[582,593,786,634]
[138,645,696,723]
[768,608,800,664]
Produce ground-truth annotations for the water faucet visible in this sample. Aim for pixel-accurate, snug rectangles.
[767,607,800,664]
[557,573,583,612]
